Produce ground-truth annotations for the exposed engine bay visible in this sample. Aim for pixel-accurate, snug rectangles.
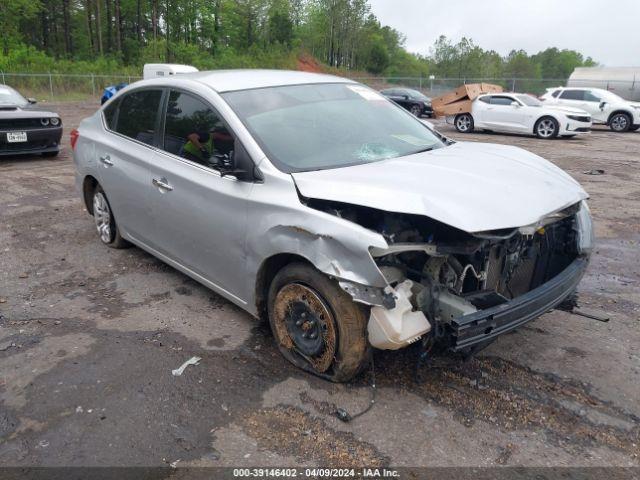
[307,198,586,352]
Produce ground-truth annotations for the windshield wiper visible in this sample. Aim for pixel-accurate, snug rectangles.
[409,145,436,155]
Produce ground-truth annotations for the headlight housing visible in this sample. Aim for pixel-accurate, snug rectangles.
[567,114,591,122]
[50,117,60,126]
[576,200,594,254]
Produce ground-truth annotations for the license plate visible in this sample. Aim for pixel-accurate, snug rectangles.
[7,131,27,143]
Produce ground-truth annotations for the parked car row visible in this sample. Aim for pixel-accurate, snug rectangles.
[446,87,640,139]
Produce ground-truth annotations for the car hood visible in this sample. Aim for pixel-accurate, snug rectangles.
[291,142,588,233]
[544,105,590,116]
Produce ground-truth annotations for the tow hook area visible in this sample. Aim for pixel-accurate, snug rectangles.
[368,280,431,350]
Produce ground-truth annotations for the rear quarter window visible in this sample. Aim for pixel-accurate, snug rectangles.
[103,99,119,130]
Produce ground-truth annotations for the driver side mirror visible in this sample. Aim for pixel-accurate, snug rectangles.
[599,101,607,110]
[218,140,263,182]
[28,98,37,104]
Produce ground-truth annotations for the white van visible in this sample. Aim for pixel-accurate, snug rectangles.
[142,64,198,80]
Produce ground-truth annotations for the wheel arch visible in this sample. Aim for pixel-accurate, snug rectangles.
[254,253,314,321]
[607,109,633,125]
[82,175,99,215]
[533,115,559,135]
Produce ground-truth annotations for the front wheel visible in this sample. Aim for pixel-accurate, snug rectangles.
[267,263,369,382]
[454,113,474,133]
[409,104,422,117]
[609,113,631,132]
[534,117,559,139]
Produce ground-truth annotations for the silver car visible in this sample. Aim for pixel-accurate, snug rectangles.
[73,70,593,382]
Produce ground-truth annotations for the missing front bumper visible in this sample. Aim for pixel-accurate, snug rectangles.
[450,256,588,351]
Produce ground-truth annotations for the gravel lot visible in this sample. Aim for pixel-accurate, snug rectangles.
[1,101,639,468]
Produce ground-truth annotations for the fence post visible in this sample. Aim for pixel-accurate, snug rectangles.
[1,71,4,84]
[48,72,54,101]
[419,74,422,90]
[512,78,516,91]
[91,74,96,96]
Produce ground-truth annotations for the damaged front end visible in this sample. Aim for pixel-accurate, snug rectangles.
[310,198,593,353]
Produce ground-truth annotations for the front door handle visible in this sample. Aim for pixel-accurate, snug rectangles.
[152,178,173,191]
[99,154,113,166]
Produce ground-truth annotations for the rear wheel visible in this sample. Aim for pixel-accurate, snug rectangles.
[454,113,474,133]
[409,104,422,117]
[267,263,369,382]
[609,112,631,132]
[534,117,559,139]
[92,185,130,249]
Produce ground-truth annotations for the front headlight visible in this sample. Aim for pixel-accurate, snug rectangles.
[567,114,590,122]
[50,117,60,126]
[576,200,594,254]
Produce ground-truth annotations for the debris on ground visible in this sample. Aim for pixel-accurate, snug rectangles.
[583,169,605,175]
[172,356,202,376]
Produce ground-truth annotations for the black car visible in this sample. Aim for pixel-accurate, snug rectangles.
[0,85,63,157]
[380,87,433,117]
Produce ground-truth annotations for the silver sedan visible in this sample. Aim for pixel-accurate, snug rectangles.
[72,69,593,381]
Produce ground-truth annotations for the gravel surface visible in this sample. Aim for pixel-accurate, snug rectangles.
[0,102,638,467]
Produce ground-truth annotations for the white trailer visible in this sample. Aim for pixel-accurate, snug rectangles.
[143,64,198,80]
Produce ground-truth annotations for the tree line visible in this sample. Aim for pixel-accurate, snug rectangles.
[2,0,596,79]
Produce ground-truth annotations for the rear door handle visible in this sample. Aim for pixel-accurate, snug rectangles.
[152,178,173,191]
[99,154,113,166]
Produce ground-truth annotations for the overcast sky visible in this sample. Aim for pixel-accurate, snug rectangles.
[367,0,640,67]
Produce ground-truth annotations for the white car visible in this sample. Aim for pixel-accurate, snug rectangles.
[449,93,592,139]
[541,87,640,132]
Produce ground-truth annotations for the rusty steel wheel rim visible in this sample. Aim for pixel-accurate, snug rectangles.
[272,283,336,373]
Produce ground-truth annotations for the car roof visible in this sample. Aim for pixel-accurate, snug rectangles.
[160,69,356,93]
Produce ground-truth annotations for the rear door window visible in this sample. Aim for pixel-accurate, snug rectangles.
[162,90,235,168]
[114,89,163,146]
[560,90,585,101]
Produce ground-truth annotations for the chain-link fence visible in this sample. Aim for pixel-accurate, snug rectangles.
[1,72,638,103]
[351,76,640,101]
[0,73,142,102]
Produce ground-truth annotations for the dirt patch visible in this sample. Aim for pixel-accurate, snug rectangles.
[243,406,388,467]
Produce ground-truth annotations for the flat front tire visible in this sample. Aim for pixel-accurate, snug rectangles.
[267,263,369,382]
[454,113,474,133]
[92,185,129,249]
